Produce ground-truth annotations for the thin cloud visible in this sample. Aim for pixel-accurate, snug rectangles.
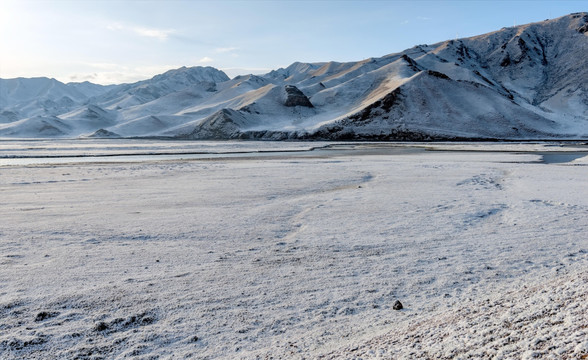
[68,73,98,82]
[107,22,176,41]
[82,62,126,71]
[214,47,239,53]
[133,26,175,40]
[67,64,185,85]
[199,57,214,63]
[67,71,141,85]
[106,23,125,31]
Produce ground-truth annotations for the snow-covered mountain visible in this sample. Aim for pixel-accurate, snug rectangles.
[1,13,587,140]
[0,77,104,125]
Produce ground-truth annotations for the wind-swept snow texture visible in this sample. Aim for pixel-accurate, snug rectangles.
[0,142,587,359]
[1,13,587,139]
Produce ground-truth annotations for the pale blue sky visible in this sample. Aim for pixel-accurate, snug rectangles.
[0,0,585,84]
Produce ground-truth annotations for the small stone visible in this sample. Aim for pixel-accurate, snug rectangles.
[393,300,403,310]
[94,321,109,331]
[35,311,59,322]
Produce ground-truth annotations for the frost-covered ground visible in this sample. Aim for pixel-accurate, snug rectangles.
[0,141,587,359]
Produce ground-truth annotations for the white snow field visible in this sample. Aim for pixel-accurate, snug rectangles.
[0,141,587,359]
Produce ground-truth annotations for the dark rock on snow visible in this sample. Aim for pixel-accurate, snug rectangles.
[281,85,314,108]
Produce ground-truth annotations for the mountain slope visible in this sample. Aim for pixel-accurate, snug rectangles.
[0,77,97,123]
[1,13,586,139]
[305,13,588,140]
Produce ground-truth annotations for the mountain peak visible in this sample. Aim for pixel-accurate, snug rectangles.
[152,66,230,84]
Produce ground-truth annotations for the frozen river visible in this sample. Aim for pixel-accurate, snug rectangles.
[1,140,587,359]
[1,139,587,166]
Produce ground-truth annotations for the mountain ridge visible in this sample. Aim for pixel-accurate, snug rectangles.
[1,13,587,140]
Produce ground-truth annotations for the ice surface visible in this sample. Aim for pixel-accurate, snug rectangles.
[0,142,587,359]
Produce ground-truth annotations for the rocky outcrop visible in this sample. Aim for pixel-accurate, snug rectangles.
[281,85,313,107]
[183,109,250,140]
[87,128,121,138]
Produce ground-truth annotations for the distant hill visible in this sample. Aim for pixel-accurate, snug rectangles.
[1,13,587,140]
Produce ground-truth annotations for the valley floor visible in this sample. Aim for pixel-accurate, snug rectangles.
[0,142,587,359]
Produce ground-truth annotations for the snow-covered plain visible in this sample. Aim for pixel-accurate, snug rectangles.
[1,141,587,359]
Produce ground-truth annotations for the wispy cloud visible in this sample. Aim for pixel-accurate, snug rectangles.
[68,73,98,82]
[133,26,175,40]
[107,22,176,41]
[214,47,239,53]
[68,63,184,85]
[81,62,124,70]
[199,56,214,63]
[400,16,430,26]
[68,71,141,85]
[106,23,124,31]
